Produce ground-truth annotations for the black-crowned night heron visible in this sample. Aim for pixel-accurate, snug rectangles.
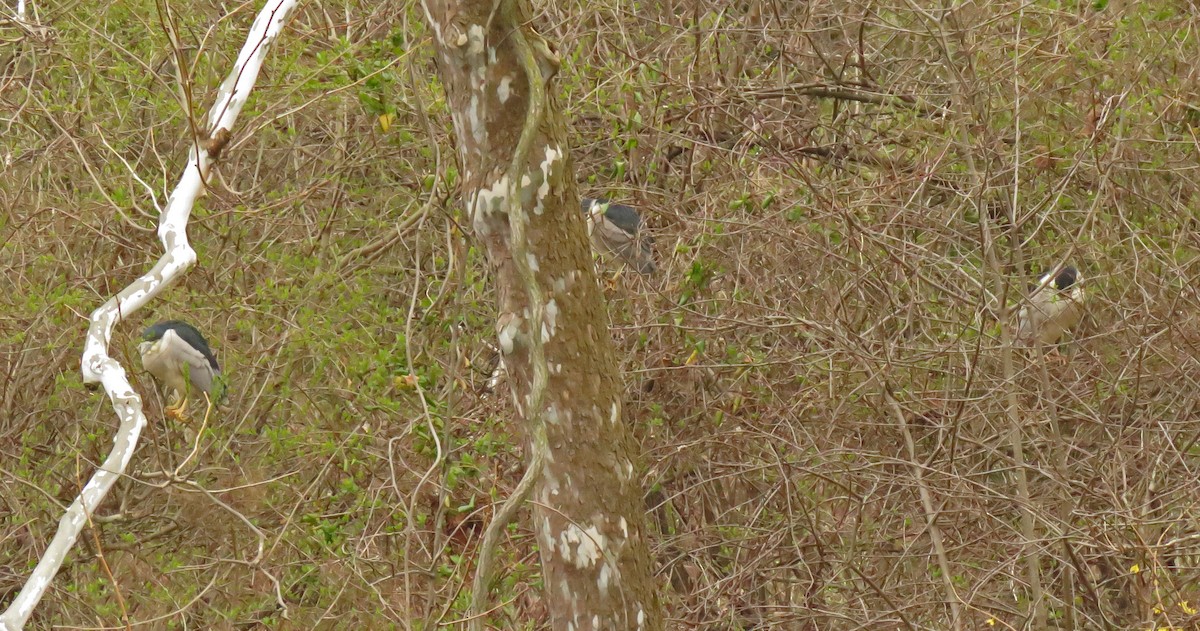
[138,320,223,419]
[1017,265,1085,349]
[581,198,657,276]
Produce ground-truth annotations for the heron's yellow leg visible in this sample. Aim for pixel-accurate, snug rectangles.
[166,395,190,421]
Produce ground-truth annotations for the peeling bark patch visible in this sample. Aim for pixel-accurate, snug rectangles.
[450,111,465,147]
[82,470,114,505]
[598,562,617,596]
[537,145,563,202]
[540,145,563,174]
[468,94,485,144]
[497,313,521,354]
[560,524,606,569]
[543,470,560,496]
[473,176,510,229]
[544,298,559,338]
[498,75,513,103]
[466,25,485,55]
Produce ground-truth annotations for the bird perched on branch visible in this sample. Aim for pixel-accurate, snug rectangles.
[138,320,224,420]
[1017,265,1085,349]
[581,198,657,276]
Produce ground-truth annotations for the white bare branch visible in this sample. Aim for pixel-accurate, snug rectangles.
[0,2,298,629]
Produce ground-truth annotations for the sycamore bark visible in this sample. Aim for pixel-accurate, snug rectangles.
[420,0,663,628]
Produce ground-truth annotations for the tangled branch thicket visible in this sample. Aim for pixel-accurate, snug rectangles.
[3,0,1200,628]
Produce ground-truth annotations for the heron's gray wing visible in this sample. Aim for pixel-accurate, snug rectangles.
[162,329,219,393]
[1018,291,1081,346]
[599,203,642,232]
[594,216,657,275]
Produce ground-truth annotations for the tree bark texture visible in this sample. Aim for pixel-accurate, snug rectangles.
[420,1,663,629]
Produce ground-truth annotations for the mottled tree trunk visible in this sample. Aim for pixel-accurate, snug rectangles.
[420,1,663,629]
